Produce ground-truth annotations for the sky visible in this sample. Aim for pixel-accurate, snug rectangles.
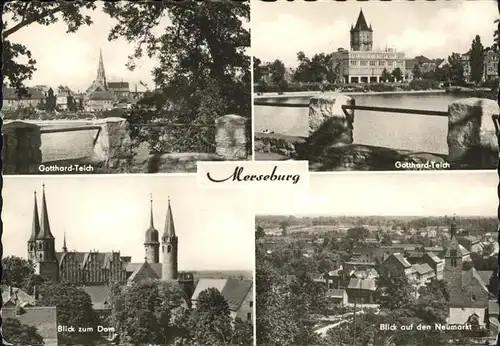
[252,0,498,68]
[255,171,498,217]
[2,175,254,272]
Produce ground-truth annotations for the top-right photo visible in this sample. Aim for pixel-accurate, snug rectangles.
[252,0,499,171]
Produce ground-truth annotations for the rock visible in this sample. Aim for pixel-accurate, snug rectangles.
[447,98,498,169]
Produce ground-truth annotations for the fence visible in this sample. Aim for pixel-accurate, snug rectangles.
[2,114,249,174]
[254,94,499,169]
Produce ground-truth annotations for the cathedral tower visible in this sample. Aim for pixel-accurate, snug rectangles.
[350,9,373,51]
[33,185,59,282]
[28,191,40,262]
[96,48,107,89]
[161,198,178,280]
[443,217,463,285]
[145,195,160,263]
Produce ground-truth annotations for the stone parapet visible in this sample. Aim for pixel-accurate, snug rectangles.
[215,114,248,160]
[2,121,42,174]
[447,98,498,169]
[91,117,134,168]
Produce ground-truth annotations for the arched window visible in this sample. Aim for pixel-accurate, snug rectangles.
[167,245,172,254]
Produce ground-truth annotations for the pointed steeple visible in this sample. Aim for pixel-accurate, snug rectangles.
[164,197,176,237]
[63,232,68,252]
[150,194,155,229]
[29,191,40,242]
[38,184,55,240]
[352,9,371,32]
[96,48,107,88]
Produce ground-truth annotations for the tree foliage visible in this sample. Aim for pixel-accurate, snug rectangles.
[102,1,250,153]
[2,318,45,346]
[38,281,100,345]
[187,287,233,345]
[470,35,485,84]
[1,256,35,291]
[3,1,97,95]
[294,52,336,83]
[232,317,254,346]
[447,52,465,86]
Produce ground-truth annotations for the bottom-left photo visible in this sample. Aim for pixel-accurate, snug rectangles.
[1,175,255,346]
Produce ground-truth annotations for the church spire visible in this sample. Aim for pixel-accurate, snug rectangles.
[63,232,67,252]
[96,48,107,88]
[164,197,176,237]
[29,191,40,242]
[38,184,55,240]
[150,194,154,228]
[352,8,372,32]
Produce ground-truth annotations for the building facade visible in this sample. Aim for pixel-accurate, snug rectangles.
[332,10,406,84]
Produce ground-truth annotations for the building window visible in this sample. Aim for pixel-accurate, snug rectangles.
[247,313,252,321]
[451,258,457,267]
[249,301,253,308]
[379,61,385,66]
[388,61,394,66]
[369,61,376,66]
[360,61,368,66]
[350,60,358,66]
[471,294,476,302]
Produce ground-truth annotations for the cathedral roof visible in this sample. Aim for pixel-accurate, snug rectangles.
[29,192,40,242]
[57,251,122,270]
[164,198,176,238]
[37,185,55,240]
[89,90,115,101]
[351,9,372,32]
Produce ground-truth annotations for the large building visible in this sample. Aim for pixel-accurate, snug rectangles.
[332,9,406,83]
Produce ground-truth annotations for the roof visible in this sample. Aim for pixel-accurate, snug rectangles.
[477,271,494,286]
[108,82,130,89]
[191,279,228,302]
[462,268,489,293]
[128,260,160,283]
[220,278,253,311]
[393,253,412,268]
[489,300,499,316]
[2,286,35,307]
[424,252,442,264]
[347,278,376,291]
[89,90,116,101]
[81,285,111,310]
[3,87,45,100]
[412,263,434,276]
[58,251,126,270]
[352,9,372,32]
[449,307,486,325]
[2,306,58,344]
[164,199,176,237]
[126,262,163,278]
[442,237,470,258]
[326,289,346,298]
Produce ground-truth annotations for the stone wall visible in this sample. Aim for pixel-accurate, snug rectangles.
[92,117,134,169]
[254,95,497,171]
[215,114,248,160]
[447,98,498,169]
[2,121,42,174]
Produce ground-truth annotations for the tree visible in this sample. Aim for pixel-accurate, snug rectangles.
[381,234,392,246]
[253,57,263,83]
[380,68,391,82]
[1,256,35,291]
[256,225,265,239]
[188,288,233,345]
[2,318,45,345]
[45,88,57,112]
[447,53,465,86]
[391,68,403,82]
[376,269,414,311]
[412,64,422,80]
[470,35,485,84]
[279,220,289,236]
[293,52,336,83]
[232,317,253,346]
[67,95,77,112]
[38,282,100,345]
[3,2,97,95]
[110,279,185,345]
[269,59,286,86]
[102,1,250,153]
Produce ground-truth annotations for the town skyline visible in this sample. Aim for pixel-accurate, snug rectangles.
[252,1,497,67]
[3,176,255,271]
[255,172,498,217]
[4,3,162,92]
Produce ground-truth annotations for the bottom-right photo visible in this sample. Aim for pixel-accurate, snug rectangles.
[255,172,498,346]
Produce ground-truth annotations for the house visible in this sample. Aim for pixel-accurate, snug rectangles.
[86,90,116,112]
[380,253,416,280]
[2,285,36,307]
[411,263,435,286]
[3,87,45,110]
[346,278,376,304]
[191,278,253,322]
[3,306,58,346]
[458,236,483,253]
[326,289,348,308]
[488,300,499,336]
[56,85,74,110]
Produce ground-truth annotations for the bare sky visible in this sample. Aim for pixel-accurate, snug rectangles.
[252,0,497,67]
[255,172,498,217]
[3,175,254,272]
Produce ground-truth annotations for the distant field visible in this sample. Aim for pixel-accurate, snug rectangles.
[191,270,253,279]
[267,225,339,234]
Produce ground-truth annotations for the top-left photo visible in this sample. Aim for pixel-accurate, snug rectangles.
[2,1,251,175]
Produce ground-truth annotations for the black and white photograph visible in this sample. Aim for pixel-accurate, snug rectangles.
[1,175,254,346]
[256,172,499,345]
[2,1,251,175]
[252,1,499,171]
